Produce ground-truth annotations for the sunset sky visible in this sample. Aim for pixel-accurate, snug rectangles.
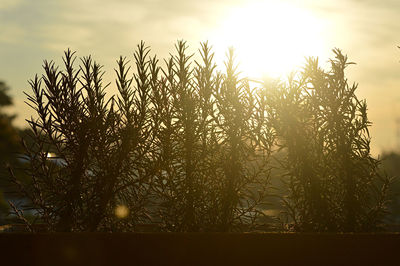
[0,0,399,155]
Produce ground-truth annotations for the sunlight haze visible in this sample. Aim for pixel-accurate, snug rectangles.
[0,0,399,155]
[210,0,328,79]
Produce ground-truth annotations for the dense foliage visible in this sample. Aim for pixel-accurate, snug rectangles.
[268,51,390,231]
[8,42,390,232]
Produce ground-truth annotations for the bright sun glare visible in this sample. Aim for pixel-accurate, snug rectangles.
[210,0,327,79]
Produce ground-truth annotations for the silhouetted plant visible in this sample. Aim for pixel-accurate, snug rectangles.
[9,44,153,231]
[8,42,389,233]
[211,49,272,231]
[266,49,390,232]
[149,41,203,231]
[150,42,271,232]
[10,41,273,232]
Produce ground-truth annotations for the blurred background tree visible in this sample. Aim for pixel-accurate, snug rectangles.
[380,152,400,224]
[0,81,35,225]
[0,81,21,223]
[0,81,20,164]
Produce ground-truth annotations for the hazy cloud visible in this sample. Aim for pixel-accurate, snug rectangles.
[0,24,25,44]
[0,0,23,10]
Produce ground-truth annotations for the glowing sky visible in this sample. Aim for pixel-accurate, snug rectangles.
[0,0,399,154]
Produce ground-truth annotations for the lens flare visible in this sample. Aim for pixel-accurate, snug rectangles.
[115,205,129,219]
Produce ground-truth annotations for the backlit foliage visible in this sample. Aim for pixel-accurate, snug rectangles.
[9,42,389,232]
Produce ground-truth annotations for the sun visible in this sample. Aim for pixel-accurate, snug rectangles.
[209,0,328,79]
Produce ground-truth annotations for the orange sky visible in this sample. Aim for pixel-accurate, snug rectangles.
[0,0,399,155]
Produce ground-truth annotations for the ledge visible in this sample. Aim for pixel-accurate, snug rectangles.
[1,233,399,265]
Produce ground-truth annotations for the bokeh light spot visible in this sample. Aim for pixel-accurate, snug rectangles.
[115,205,129,219]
